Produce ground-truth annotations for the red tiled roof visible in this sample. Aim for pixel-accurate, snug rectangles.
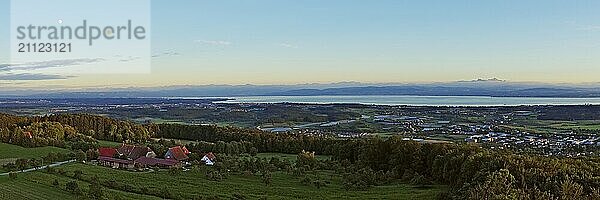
[117,144,135,155]
[129,146,154,160]
[165,146,189,161]
[117,144,155,160]
[98,148,117,157]
[204,152,216,161]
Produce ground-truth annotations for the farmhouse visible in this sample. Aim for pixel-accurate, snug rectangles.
[165,146,189,161]
[97,144,195,169]
[200,152,216,166]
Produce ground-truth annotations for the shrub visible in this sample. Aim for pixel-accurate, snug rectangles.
[301,176,313,186]
[261,171,272,186]
[66,181,80,194]
[8,172,17,180]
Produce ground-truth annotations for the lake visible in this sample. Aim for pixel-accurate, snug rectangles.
[217,95,600,106]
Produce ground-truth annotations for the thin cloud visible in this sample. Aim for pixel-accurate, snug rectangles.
[566,21,600,32]
[195,40,232,46]
[578,24,600,31]
[278,43,299,49]
[152,49,180,58]
[0,64,11,71]
[0,73,73,80]
[7,58,105,71]
[118,56,141,62]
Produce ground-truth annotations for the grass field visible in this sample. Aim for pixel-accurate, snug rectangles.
[0,172,161,200]
[98,140,123,148]
[506,119,600,134]
[0,163,446,199]
[548,120,600,131]
[0,177,76,200]
[0,143,71,171]
[0,143,70,160]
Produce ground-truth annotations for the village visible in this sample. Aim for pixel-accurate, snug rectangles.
[464,132,600,157]
[96,144,216,170]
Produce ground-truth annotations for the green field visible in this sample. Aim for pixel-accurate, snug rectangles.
[98,140,123,148]
[0,143,70,160]
[0,172,161,200]
[0,177,76,200]
[548,120,600,131]
[506,119,600,134]
[0,163,445,199]
[0,143,71,170]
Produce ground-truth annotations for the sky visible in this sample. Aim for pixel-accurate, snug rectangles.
[1,0,600,89]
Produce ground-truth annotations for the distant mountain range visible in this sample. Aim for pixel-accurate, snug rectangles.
[2,79,600,98]
[269,86,600,97]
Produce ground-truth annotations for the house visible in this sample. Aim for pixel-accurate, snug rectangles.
[117,144,157,160]
[98,144,196,170]
[97,144,157,169]
[165,146,189,161]
[200,152,216,166]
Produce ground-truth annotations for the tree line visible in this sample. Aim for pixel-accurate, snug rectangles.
[0,113,152,148]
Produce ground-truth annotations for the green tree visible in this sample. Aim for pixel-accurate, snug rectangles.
[75,150,87,162]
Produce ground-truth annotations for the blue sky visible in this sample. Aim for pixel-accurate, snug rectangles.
[2,0,600,88]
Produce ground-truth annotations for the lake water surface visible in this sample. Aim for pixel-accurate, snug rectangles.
[217,95,600,106]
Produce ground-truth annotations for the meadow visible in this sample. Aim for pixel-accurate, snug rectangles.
[0,143,70,159]
[0,142,71,172]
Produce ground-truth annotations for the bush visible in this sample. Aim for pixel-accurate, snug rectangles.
[8,172,17,180]
[232,192,247,200]
[409,174,431,186]
[301,176,313,186]
[73,170,83,179]
[296,150,317,170]
[66,181,80,194]
[206,170,224,181]
[249,147,258,156]
[75,150,87,162]
[261,171,272,186]
[313,180,327,189]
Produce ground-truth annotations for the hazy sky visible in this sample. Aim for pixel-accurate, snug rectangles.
[2,0,600,89]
